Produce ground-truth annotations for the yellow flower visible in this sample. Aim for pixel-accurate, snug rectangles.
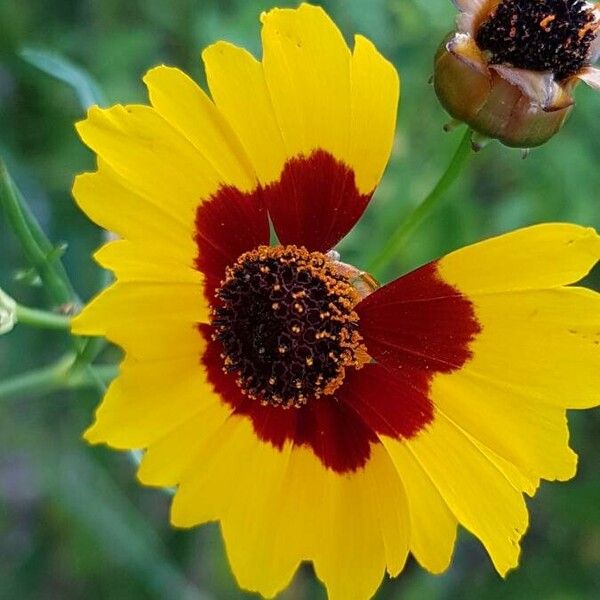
[435,0,600,147]
[72,4,600,599]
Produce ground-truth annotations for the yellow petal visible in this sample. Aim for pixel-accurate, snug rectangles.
[170,413,409,600]
[204,4,398,195]
[137,400,233,488]
[94,239,201,284]
[439,223,600,293]
[468,435,540,497]
[71,280,208,344]
[405,411,529,576]
[88,242,205,358]
[76,104,224,223]
[84,355,212,449]
[260,4,351,167]
[203,41,288,186]
[311,444,409,600]
[72,162,195,263]
[143,65,256,192]
[447,286,600,411]
[434,352,578,483]
[348,35,400,194]
[383,439,458,573]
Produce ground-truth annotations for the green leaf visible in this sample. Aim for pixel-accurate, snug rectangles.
[20,47,106,110]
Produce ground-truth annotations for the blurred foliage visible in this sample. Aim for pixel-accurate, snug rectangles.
[1,0,599,599]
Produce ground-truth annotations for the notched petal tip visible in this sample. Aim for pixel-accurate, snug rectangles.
[82,422,102,445]
[353,33,400,91]
[141,64,177,89]
[201,39,250,64]
[260,2,327,26]
[74,104,105,140]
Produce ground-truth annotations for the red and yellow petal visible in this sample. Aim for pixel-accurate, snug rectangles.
[356,223,600,576]
[194,184,270,299]
[203,3,399,251]
[390,413,529,576]
[72,80,258,352]
[383,441,457,574]
[143,65,256,192]
[437,224,600,410]
[155,416,409,600]
[76,106,224,222]
[204,4,398,196]
[72,280,208,343]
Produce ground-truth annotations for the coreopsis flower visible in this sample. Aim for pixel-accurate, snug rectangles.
[72,4,600,600]
[435,0,600,147]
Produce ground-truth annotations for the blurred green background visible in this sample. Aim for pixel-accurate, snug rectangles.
[1,0,599,599]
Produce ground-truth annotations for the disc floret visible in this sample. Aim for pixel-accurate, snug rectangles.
[476,0,599,80]
[212,246,368,408]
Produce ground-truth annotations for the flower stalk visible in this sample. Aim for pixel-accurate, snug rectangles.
[0,355,117,401]
[0,158,78,308]
[0,159,112,401]
[367,127,473,276]
[14,303,72,330]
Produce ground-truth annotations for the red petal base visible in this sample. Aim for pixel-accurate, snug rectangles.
[194,155,480,474]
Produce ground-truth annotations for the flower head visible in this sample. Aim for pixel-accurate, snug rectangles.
[0,287,17,335]
[72,4,600,599]
[435,0,600,147]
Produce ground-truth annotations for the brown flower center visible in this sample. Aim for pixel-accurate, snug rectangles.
[211,246,368,408]
[476,0,599,80]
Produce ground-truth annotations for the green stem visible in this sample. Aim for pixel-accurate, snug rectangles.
[67,364,117,392]
[15,304,71,330]
[0,158,78,307]
[0,359,69,399]
[367,128,473,276]
[0,358,117,400]
[75,337,108,367]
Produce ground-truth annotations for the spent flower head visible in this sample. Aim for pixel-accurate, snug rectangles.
[435,0,600,148]
[0,287,17,335]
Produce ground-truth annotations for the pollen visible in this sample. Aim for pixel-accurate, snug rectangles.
[476,0,599,80]
[211,245,369,408]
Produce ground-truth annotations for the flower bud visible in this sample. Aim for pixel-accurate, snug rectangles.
[0,287,17,335]
[434,0,600,148]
